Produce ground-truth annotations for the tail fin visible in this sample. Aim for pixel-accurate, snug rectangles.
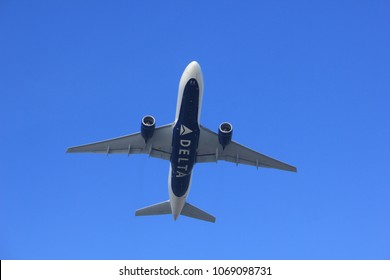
[135,201,171,216]
[181,202,216,223]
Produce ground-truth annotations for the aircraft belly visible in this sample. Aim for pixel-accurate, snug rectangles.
[170,78,200,197]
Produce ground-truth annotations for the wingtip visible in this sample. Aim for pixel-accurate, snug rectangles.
[66,147,80,153]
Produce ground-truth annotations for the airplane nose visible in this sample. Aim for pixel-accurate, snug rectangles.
[188,61,200,71]
[185,61,202,77]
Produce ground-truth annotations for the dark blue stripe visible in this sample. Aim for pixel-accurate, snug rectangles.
[170,78,200,197]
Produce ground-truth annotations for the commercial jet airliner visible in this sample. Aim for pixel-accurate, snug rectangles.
[67,61,296,223]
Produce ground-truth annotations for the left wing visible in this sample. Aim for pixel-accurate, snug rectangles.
[66,123,173,160]
[196,125,297,172]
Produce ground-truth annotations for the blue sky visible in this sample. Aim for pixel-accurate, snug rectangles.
[1,0,389,259]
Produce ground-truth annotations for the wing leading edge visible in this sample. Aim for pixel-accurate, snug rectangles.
[196,125,297,172]
[66,123,174,160]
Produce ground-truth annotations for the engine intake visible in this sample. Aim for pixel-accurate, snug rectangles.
[141,115,156,143]
[218,122,233,150]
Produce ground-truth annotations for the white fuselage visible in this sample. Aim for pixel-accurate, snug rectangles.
[168,61,204,220]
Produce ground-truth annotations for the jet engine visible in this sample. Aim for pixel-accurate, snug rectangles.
[141,115,156,142]
[218,122,233,149]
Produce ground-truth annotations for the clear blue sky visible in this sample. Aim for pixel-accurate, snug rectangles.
[1,0,389,260]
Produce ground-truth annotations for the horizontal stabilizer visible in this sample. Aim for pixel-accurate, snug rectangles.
[181,202,216,223]
[135,201,171,216]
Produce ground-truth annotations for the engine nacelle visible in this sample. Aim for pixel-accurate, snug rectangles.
[218,122,233,150]
[141,115,156,143]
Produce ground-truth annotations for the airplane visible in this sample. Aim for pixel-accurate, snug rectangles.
[67,61,297,223]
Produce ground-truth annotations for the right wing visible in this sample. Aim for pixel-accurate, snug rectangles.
[66,123,173,161]
[197,125,297,172]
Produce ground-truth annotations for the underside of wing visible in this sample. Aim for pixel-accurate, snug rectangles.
[66,123,173,160]
[197,125,297,172]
